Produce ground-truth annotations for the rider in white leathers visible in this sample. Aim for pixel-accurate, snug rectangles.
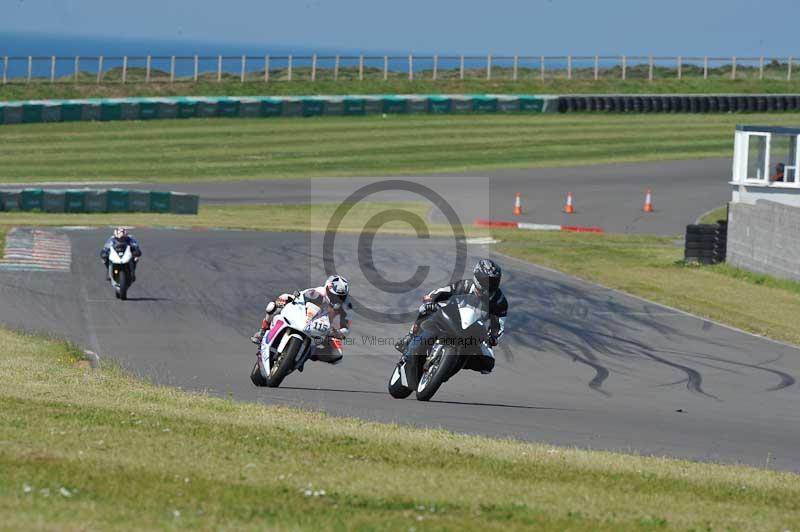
[251,275,352,366]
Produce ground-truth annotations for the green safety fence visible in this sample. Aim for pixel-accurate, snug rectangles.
[0,189,199,215]
[0,94,555,125]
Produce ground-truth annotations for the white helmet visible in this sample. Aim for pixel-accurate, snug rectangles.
[113,226,128,239]
[325,275,349,310]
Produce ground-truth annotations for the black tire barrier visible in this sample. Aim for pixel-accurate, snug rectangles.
[553,94,800,113]
[684,222,728,264]
[767,96,777,111]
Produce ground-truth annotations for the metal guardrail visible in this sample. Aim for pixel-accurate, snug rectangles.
[0,54,797,84]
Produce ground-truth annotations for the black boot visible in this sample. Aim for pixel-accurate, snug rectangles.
[394,332,413,354]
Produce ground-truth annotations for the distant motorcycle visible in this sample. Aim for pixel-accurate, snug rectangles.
[388,293,494,401]
[107,242,136,301]
[250,293,333,388]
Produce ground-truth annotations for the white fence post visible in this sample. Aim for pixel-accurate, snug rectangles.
[311,54,317,82]
[383,55,388,81]
[594,55,599,80]
[433,54,438,81]
[264,56,270,82]
[408,54,413,81]
[513,55,518,81]
[171,55,176,83]
[74,56,80,82]
[540,55,545,81]
[146,55,151,82]
[359,54,364,81]
[486,54,492,80]
[240,55,246,83]
[288,55,293,81]
[703,56,708,79]
[2,56,7,84]
[677,56,682,80]
[759,56,764,80]
[50,55,56,83]
[567,55,572,80]
[788,57,793,81]
[97,55,104,84]
[193,55,198,81]
[122,55,127,83]
[459,55,465,80]
[217,55,222,82]
[334,55,339,80]
[27,55,32,83]
[731,56,736,80]
[621,55,626,80]
[648,55,653,81]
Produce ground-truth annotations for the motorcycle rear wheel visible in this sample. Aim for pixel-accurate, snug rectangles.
[266,336,303,388]
[415,345,459,401]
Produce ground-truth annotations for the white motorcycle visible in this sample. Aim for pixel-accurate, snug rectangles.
[107,243,136,301]
[250,294,333,388]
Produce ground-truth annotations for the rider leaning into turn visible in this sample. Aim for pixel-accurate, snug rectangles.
[395,258,507,374]
[100,227,142,280]
[251,275,352,366]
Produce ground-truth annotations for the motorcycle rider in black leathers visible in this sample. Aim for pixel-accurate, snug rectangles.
[394,258,507,374]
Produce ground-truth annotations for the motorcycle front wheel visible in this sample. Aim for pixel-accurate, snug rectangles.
[266,336,303,388]
[415,345,460,401]
[118,269,129,301]
[387,360,413,399]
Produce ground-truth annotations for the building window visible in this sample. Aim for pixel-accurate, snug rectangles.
[746,134,768,181]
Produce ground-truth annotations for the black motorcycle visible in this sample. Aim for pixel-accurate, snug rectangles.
[388,294,494,401]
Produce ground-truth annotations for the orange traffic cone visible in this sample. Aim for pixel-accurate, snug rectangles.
[643,189,654,213]
[563,192,575,214]
[513,192,523,216]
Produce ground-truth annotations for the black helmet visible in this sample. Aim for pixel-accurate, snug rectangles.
[473,259,501,298]
[325,275,349,310]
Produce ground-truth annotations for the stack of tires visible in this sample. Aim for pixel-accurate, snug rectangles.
[684,221,727,264]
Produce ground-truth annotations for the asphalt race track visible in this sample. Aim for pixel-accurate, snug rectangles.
[2,226,799,472]
[149,158,732,235]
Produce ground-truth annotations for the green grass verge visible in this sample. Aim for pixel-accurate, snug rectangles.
[0,202,448,236]
[495,229,800,345]
[699,205,729,224]
[4,113,800,184]
[6,77,800,100]
[2,327,799,530]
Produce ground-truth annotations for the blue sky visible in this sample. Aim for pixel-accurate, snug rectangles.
[3,0,799,56]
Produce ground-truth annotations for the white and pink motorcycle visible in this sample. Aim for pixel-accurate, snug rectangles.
[250,294,333,388]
